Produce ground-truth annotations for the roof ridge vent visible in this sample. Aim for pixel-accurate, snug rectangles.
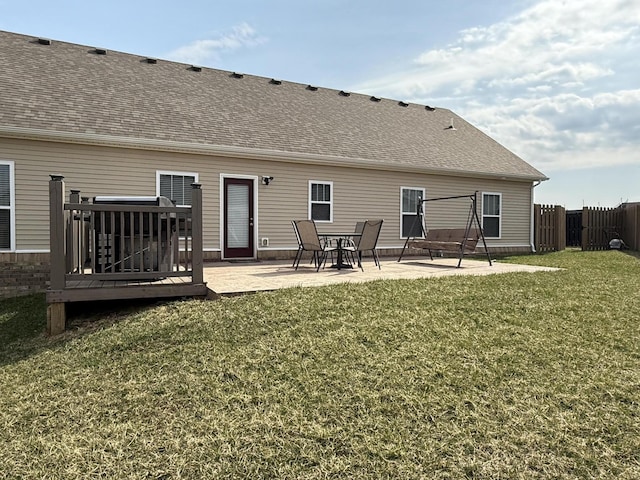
[270,79,282,85]
[398,101,409,107]
[306,85,318,91]
[339,90,351,97]
[145,58,158,64]
[94,48,107,55]
[425,105,435,111]
[190,65,202,72]
[370,96,381,102]
[231,72,244,78]
[37,38,51,45]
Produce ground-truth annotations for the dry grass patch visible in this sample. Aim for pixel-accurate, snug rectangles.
[1,250,639,478]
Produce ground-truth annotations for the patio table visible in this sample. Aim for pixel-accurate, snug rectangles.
[319,232,362,270]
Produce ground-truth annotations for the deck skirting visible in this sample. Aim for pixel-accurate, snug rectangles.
[47,281,208,303]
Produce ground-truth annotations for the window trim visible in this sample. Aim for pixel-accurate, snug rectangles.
[0,160,15,252]
[481,191,502,239]
[308,180,333,223]
[156,170,199,207]
[400,186,426,239]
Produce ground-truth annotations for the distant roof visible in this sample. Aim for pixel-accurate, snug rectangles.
[0,30,547,181]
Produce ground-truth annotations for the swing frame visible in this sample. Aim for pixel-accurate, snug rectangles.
[397,191,492,267]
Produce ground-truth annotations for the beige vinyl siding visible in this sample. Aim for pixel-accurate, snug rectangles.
[257,164,534,249]
[235,160,534,250]
[0,137,534,253]
[0,139,221,251]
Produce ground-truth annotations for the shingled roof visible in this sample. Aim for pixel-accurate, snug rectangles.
[0,30,546,181]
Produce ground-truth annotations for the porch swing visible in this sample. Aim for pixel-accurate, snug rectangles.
[397,191,492,267]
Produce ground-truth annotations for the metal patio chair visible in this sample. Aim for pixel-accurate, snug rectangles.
[345,221,365,265]
[343,219,383,271]
[292,219,337,271]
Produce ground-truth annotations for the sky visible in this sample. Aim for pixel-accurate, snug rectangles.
[2,0,639,209]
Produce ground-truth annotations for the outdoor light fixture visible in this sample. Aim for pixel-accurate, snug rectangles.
[262,176,274,186]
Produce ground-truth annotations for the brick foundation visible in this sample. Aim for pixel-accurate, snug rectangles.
[0,253,51,299]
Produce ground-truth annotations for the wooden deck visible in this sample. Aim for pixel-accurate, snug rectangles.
[46,176,206,335]
[47,276,208,303]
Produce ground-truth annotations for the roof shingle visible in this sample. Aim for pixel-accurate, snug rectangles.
[0,30,546,180]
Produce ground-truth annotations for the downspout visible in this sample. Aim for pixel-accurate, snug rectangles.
[530,181,542,252]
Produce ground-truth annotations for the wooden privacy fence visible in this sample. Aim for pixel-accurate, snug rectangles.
[581,206,623,251]
[534,203,640,252]
[534,204,566,253]
[619,203,640,251]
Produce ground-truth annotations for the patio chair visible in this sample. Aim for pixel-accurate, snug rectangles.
[291,220,305,267]
[344,219,383,271]
[353,221,365,246]
[292,219,337,271]
[346,221,365,264]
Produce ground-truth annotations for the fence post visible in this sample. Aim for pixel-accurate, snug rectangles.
[191,183,204,284]
[581,207,588,250]
[48,174,66,335]
[632,205,640,251]
[555,205,566,251]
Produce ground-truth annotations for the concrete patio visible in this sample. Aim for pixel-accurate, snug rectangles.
[203,255,559,295]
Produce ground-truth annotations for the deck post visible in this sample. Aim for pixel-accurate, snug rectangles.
[191,183,204,284]
[81,197,91,266]
[47,303,66,336]
[49,174,66,335]
[66,189,80,273]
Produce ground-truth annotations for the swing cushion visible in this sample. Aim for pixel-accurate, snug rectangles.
[408,228,480,253]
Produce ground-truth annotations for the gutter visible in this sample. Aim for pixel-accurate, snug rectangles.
[530,180,544,252]
[1,126,548,183]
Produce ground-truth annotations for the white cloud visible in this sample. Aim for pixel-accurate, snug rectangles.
[165,23,266,65]
[352,0,640,173]
[462,89,640,171]
[358,0,639,97]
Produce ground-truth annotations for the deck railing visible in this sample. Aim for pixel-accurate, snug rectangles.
[49,175,203,290]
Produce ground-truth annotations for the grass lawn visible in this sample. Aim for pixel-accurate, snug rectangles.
[1,250,639,479]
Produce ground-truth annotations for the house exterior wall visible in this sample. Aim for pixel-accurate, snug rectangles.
[0,137,534,263]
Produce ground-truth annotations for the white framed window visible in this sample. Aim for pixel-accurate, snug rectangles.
[401,187,425,238]
[0,161,15,251]
[309,181,333,222]
[156,170,198,206]
[482,192,502,239]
